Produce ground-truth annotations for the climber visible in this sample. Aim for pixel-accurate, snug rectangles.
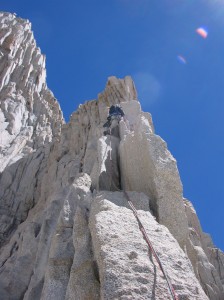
[103,104,125,129]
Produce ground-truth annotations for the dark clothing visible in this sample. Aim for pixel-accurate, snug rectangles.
[109,105,124,117]
[103,105,125,128]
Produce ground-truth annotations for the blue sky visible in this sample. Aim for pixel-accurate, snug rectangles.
[1,0,224,250]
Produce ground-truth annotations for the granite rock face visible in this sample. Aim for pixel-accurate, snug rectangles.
[0,12,64,249]
[0,12,223,300]
[0,12,63,173]
[90,192,207,300]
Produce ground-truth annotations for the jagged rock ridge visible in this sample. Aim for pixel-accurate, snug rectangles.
[0,12,223,300]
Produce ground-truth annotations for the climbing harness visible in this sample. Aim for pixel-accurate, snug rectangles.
[100,109,179,300]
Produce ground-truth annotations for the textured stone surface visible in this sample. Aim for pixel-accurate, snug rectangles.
[0,11,223,300]
[184,199,224,299]
[0,12,63,173]
[119,100,188,249]
[90,191,207,299]
[0,11,62,251]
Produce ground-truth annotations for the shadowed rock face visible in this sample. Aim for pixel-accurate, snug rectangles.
[0,11,223,300]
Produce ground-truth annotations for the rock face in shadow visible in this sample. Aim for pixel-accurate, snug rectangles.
[0,11,223,300]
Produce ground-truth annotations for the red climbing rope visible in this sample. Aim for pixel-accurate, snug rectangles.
[103,119,179,300]
[123,191,179,300]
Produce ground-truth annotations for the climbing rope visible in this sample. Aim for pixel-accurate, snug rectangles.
[101,116,179,300]
[123,191,179,300]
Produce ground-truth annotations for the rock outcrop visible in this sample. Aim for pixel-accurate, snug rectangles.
[0,12,223,300]
[0,12,63,172]
[0,12,63,248]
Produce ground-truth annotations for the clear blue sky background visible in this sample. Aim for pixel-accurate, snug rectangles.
[1,0,223,250]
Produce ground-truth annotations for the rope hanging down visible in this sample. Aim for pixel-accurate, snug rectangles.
[103,113,179,300]
[123,191,179,300]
